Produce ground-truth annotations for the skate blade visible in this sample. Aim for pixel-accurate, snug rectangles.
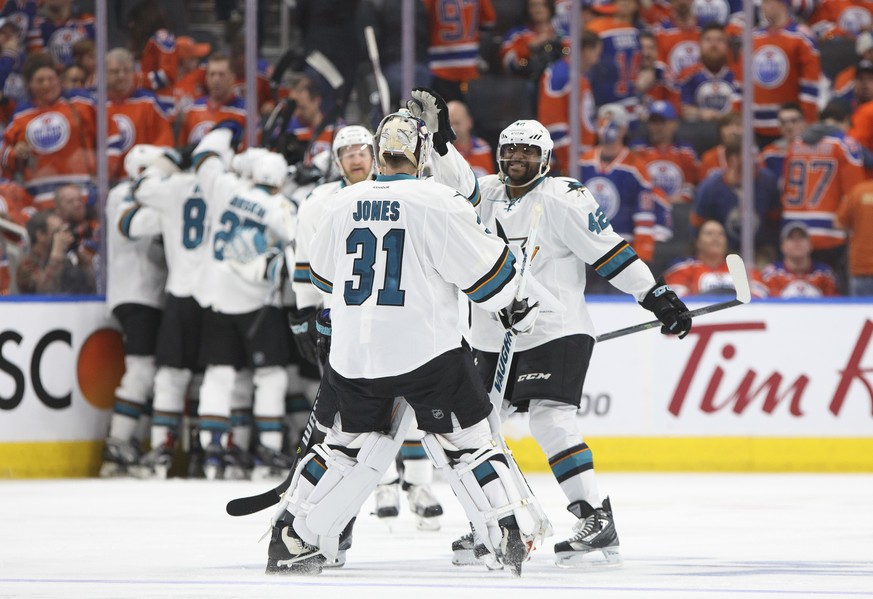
[322,550,347,569]
[416,516,441,531]
[555,547,622,568]
[99,463,128,478]
[451,549,478,566]
[130,464,170,480]
[223,465,250,481]
[204,464,223,480]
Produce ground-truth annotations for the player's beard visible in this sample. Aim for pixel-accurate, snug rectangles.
[502,158,540,187]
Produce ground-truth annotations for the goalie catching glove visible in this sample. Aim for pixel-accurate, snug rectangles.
[640,277,692,338]
[407,87,456,156]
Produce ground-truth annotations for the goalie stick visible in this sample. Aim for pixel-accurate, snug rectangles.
[226,394,322,516]
[596,253,752,343]
[364,26,391,117]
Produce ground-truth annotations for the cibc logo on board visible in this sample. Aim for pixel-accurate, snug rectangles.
[0,328,124,411]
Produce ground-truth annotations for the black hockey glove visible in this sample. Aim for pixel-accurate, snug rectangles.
[407,87,456,156]
[640,277,692,338]
[315,309,332,366]
[289,306,319,367]
[498,297,540,335]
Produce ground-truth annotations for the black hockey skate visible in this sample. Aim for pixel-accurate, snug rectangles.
[451,527,502,570]
[497,516,532,577]
[266,515,326,575]
[223,444,254,480]
[373,482,400,519]
[554,497,621,567]
[99,438,141,477]
[251,444,295,481]
[404,483,443,531]
[135,440,174,479]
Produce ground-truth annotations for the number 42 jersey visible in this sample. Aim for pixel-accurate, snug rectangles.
[308,173,521,380]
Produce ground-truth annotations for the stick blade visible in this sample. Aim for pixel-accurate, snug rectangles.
[726,254,751,304]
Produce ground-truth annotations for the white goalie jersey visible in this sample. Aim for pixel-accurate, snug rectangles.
[291,179,343,310]
[308,174,522,379]
[434,144,659,352]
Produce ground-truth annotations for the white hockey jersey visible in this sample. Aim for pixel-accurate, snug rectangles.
[292,179,343,310]
[194,156,297,314]
[130,172,211,299]
[309,173,522,379]
[434,144,660,352]
[106,181,167,311]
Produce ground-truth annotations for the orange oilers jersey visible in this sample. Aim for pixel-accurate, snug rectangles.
[108,90,174,176]
[424,0,496,82]
[698,144,727,182]
[848,100,873,152]
[761,260,839,297]
[654,19,701,77]
[178,95,247,146]
[458,135,494,177]
[640,0,671,26]
[736,23,820,137]
[538,58,595,175]
[838,180,873,276]
[0,92,123,206]
[633,143,700,203]
[782,131,865,250]
[808,0,873,38]
[286,117,337,166]
[499,26,538,74]
[665,257,769,298]
[135,29,178,107]
[0,178,34,225]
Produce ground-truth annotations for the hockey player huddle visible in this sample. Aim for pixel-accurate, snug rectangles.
[104,87,692,576]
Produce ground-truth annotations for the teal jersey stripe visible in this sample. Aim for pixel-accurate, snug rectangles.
[596,245,636,279]
[465,248,516,303]
[309,268,333,294]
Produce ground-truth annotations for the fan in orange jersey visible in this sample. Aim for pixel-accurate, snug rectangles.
[126,1,178,108]
[757,102,806,189]
[636,30,679,115]
[171,36,211,115]
[423,0,496,100]
[698,111,741,181]
[447,99,493,176]
[653,0,701,78]
[782,101,864,259]
[848,60,873,152]
[837,179,873,296]
[677,22,740,122]
[762,221,839,297]
[498,0,558,77]
[178,53,246,147]
[665,220,769,298]
[106,48,173,178]
[538,28,600,175]
[808,0,873,39]
[0,177,34,225]
[632,100,699,203]
[0,53,122,208]
[736,0,820,141]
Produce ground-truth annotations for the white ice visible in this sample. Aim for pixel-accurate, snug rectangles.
[2,473,872,599]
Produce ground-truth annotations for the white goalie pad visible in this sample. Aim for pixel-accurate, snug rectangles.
[290,399,415,560]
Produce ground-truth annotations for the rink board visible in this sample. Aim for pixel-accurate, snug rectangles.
[1,297,872,476]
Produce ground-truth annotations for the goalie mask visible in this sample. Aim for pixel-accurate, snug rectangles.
[497,120,553,187]
[332,125,376,184]
[124,144,165,178]
[251,151,289,189]
[374,109,432,178]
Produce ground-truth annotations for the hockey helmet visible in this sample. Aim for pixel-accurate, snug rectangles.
[124,144,165,178]
[497,119,553,185]
[332,125,376,182]
[374,109,432,178]
[231,147,270,180]
[251,151,289,189]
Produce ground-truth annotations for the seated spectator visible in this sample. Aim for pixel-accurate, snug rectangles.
[0,52,122,208]
[691,135,781,259]
[677,22,740,122]
[60,63,86,90]
[53,183,96,249]
[178,52,246,147]
[16,209,96,294]
[632,100,700,203]
[665,219,768,298]
[762,222,839,297]
[71,38,96,89]
[837,179,873,296]
[698,110,741,180]
[448,99,494,176]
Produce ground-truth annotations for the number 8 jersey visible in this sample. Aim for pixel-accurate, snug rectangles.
[308,173,520,380]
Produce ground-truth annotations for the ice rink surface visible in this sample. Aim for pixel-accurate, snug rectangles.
[2,473,872,599]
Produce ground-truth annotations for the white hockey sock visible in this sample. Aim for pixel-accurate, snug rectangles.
[254,366,287,451]
[402,455,433,485]
[198,365,235,448]
[151,367,191,448]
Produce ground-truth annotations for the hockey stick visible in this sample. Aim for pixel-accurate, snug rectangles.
[226,393,322,516]
[364,26,391,117]
[595,253,752,343]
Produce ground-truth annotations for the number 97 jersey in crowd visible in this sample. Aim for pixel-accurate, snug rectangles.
[307,173,521,381]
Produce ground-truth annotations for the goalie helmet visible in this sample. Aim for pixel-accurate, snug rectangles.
[496,119,553,185]
[374,109,432,178]
[124,144,165,178]
[332,125,376,182]
[251,151,289,189]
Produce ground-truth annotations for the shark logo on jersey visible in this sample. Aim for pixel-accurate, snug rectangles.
[752,45,788,89]
[585,176,621,221]
[26,112,71,153]
[669,41,700,76]
[113,113,136,152]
